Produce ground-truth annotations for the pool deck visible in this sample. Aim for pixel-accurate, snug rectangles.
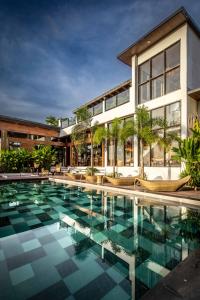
[49,175,200,207]
[0,174,49,182]
[141,249,200,300]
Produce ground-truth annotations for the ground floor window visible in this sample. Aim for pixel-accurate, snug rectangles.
[107,116,134,167]
[71,144,103,167]
[141,101,181,167]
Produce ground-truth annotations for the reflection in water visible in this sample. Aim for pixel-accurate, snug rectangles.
[1,182,200,299]
[59,190,200,300]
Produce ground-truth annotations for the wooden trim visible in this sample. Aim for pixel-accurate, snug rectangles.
[8,137,65,147]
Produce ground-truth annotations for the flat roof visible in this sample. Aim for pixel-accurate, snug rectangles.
[118,7,200,66]
[0,115,60,131]
[73,79,131,113]
[188,88,200,101]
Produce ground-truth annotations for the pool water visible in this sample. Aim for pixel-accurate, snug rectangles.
[0,181,200,300]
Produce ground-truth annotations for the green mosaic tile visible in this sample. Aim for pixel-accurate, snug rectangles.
[10,264,34,286]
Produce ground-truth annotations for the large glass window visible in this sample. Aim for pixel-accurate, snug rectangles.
[166,42,180,71]
[107,116,134,167]
[165,127,180,166]
[125,137,134,166]
[151,130,164,166]
[138,42,180,103]
[166,68,180,94]
[139,82,150,103]
[142,101,181,167]
[139,61,150,84]
[152,52,164,77]
[152,76,164,99]
[117,90,129,106]
[166,102,181,126]
[105,96,116,111]
[93,102,103,116]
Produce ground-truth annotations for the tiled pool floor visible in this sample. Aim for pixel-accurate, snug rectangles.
[0,223,135,300]
[1,181,200,299]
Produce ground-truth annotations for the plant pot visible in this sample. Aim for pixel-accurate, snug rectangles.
[105,176,137,186]
[85,175,97,184]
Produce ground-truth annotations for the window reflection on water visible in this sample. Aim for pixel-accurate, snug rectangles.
[59,188,200,299]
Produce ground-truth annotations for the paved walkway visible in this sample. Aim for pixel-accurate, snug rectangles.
[51,175,200,202]
[141,249,200,300]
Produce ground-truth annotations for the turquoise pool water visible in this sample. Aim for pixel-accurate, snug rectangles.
[0,181,200,300]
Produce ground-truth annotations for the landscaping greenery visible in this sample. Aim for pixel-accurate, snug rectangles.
[32,145,57,171]
[94,118,123,178]
[0,148,31,173]
[172,120,200,188]
[45,115,59,127]
[0,145,57,173]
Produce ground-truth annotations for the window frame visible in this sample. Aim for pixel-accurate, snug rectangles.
[141,101,181,167]
[105,89,130,112]
[138,41,181,104]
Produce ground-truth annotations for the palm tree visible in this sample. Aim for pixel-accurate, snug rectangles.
[45,115,59,127]
[71,107,97,175]
[121,105,165,179]
[94,118,123,177]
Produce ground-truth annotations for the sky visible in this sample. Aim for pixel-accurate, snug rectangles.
[0,0,200,123]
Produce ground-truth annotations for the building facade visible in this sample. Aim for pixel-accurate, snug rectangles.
[60,8,200,179]
[0,115,66,164]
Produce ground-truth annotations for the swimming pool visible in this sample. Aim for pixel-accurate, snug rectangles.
[0,181,200,299]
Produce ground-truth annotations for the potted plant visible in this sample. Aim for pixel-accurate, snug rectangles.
[85,167,99,183]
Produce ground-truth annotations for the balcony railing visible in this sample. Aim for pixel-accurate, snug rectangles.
[60,117,76,128]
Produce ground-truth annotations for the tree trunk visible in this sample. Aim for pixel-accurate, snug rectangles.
[140,139,144,179]
[90,131,94,175]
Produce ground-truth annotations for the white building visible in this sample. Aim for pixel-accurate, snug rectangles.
[60,7,200,179]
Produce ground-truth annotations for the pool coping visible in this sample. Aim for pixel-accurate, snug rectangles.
[49,177,200,208]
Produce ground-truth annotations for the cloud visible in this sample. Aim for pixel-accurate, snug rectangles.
[0,0,199,122]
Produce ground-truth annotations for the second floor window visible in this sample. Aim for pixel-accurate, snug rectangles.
[138,42,180,104]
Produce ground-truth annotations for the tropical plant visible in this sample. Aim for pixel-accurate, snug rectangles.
[94,118,123,178]
[71,107,98,175]
[45,115,59,127]
[0,148,31,173]
[32,145,57,171]
[121,105,165,179]
[172,120,200,188]
[85,167,99,176]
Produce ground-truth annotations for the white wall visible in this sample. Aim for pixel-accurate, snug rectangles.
[187,26,200,91]
[136,25,188,140]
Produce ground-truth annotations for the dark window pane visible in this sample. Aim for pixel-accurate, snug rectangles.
[125,137,134,166]
[139,82,150,103]
[139,61,150,84]
[166,102,181,126]
[152,107,164,129]
[93,145,102,166]
[68,117,76,126]
[105,96,116,111]
[117,142,124,166]
[151,130,164,166]
[152,52,164,77]
[107,141,114,166]
[143,143,150,166]
[166,67,180,94]
[166,42,180,71]
[117,90,129,106]
[152,75,164,99]
[93,102,103,115]
[165,127,181,166]
[88,107,93,116]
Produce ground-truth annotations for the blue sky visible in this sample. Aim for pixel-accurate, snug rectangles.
[0,0,200,122]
